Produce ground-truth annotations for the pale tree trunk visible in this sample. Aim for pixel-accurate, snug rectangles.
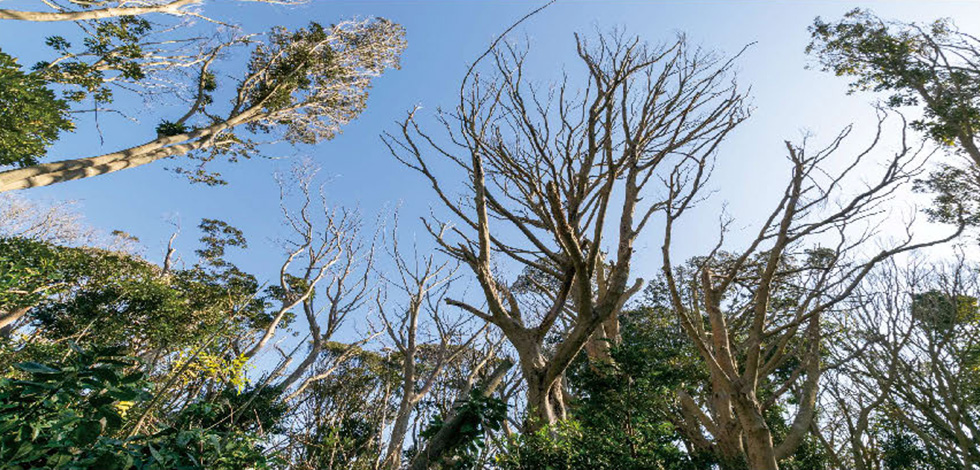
[391,24,745,438]
[383,332,417,470]
[732,392,779,470]
[957,132,980,169]
[0,306,31,339]
[0,114,251,192]
[709,371,745,468]
[524,368,566,427]
[0,1,201,22]
[384,389,415,469]
[658,122,963,469]
[0,306,30,331]
[584,315,618,362]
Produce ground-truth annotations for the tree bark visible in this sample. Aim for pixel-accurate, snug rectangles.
[732,392,780,470]
[0,113,252,192]
[0,0,201,22]
[0,305,30,331]
[384,390,415,469]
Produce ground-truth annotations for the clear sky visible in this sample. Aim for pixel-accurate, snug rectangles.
[2,1,978,362]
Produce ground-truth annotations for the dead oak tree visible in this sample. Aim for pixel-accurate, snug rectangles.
[827,255,980,469]
[386,30,748,429]
[242,162,375,400]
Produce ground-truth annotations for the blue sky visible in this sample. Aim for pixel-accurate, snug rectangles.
[2,1,978,357]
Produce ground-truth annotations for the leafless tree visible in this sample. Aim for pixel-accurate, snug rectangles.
[660,116,965,470]
[0,193,97,245]
[386,29,749,428]
[242,162,375,400]
[814,256,916,470]
[376,227,492,468]
[824,254,980,469]
[0,193,140,250]
[408,357,514,470]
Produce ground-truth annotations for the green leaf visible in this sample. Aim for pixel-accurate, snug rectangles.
[73,419,102,446]
[15,362,60,375]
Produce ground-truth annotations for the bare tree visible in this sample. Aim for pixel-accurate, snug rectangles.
[376,229,492,468]
[0,18,405,191]
[408,357,514,470]
[830,255,980,469]
[386,30,748,428]
[814,256,917,470]
[660,117,965,470]
[0,193,99,246]
[242,162,375,400]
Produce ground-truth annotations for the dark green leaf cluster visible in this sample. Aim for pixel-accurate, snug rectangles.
[33,17,152,104]
[809,9,980,230]
[0,345,279,469]
[911,290,980,333]
[0,50,73,167]
[0,222,269,369]
[914,163,980,226]
[416,387,507,469]
[498,306,710,470]
[808,9,980,145]
[0,345,147,469]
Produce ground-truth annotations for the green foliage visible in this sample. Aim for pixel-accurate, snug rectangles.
[243,19,406,145]
[876,421,961,470]
[0,220,268,374]
[0,345,147,469]
[0,237,66,311]
[306,417,380,470]
[196,219,248,267]
[33,17,152,104]
[499,306,710,470]
[290,347,398,470]
[0,49,73,167]
[0,228,287,469]
[882,432,928,470]
[915,163,980,226]
[416,387,507,469]
[808,9,980,146]
[21,240,263,361]
[155,120,189,137]
[246,22,333,116]
[912,290,980,332]
[808,9,980,228]
[0,345,280,470]
[496,420,599,470]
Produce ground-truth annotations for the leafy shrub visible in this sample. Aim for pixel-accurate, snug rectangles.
[0,345,279,469]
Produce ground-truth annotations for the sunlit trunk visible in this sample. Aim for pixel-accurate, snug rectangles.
[733,392,779,470]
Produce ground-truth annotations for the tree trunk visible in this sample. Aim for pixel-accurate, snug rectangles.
[524,372,566,430]
[0,305,31,331]
[733,392,779,470]
[384,391,415,469]
[0,110,254,192]
[0,0,200,22]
